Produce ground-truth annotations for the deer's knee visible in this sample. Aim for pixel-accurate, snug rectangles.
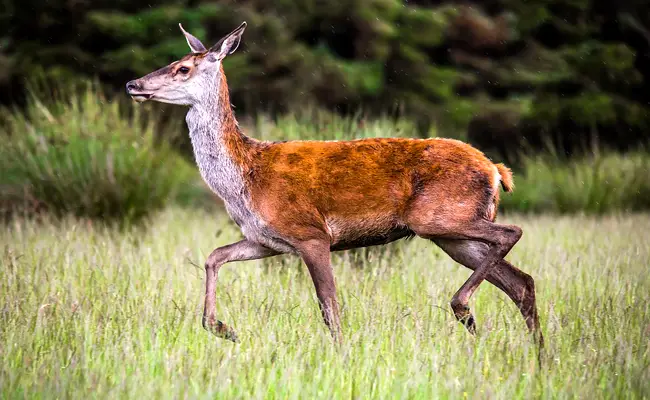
[502,225,522,247]
[205,252,227,271]
[491,224,522,258]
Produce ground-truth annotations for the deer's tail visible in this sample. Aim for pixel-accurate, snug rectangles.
[495,163,514,192]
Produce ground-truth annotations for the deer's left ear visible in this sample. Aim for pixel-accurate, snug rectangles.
[208,22,247,61]
[179,23,207,53]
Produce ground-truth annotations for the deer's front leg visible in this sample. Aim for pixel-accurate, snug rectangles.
[203,239,281,342]
[296,239,342,344]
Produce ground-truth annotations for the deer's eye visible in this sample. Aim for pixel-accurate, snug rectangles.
[178,66,190,74]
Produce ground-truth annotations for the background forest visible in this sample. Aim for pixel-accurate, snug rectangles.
[2,0,650,155]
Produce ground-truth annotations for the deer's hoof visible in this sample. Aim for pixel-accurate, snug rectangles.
[463,314,477,335]
[452,304,477,335]
[203,318,239,343]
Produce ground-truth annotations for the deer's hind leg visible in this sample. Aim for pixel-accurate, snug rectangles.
[434,239,543,345]
[408,216,522,334]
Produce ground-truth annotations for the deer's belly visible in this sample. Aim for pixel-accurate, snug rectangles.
[330,227,414,251]
[321,212,414,251]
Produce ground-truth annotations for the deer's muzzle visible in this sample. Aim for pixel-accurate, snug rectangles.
[126,80,152,102]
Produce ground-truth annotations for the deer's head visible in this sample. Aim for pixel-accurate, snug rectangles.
[126,22,246,106]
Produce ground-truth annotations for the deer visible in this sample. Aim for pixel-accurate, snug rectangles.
[126,22,543,348]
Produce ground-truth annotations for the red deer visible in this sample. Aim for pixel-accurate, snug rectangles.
[126,22,543,347]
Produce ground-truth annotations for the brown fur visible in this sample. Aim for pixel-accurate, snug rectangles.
[212,70,542,350]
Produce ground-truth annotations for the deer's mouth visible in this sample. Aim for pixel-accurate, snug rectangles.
[129,93,153,103]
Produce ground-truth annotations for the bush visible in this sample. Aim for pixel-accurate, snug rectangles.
[501,151,650,214]
[0,82,202,223]
[4,0,650,151]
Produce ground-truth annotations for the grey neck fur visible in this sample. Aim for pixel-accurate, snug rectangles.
[185,71,295,253]
[185,70,250,228]
[183,68,292,253]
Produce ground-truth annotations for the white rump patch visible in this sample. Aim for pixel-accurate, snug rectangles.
[492,165,502,194]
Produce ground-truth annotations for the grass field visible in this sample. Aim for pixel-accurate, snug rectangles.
[1,207,649,399]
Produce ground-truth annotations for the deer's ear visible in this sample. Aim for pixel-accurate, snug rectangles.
[208,22,247,61]
[179,23,207,53]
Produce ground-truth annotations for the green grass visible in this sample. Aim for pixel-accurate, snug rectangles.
[1,208,649,399]
[249,108,434,142]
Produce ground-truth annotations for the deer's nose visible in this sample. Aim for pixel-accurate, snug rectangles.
[126,80,140,92]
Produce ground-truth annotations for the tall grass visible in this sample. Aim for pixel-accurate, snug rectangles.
[501,151,650,214]
[0,82,202,223]
[1,208,648,398]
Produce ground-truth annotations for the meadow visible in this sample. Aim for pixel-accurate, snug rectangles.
[1,84,649,399]
[1,207,649,399]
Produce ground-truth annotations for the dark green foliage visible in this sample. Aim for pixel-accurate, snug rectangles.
[0,81,201,223]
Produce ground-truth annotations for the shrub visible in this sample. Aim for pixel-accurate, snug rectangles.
[0,81,202,223]
[500,151,650,214]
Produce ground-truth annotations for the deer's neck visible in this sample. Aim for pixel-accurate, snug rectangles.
[185,66,256,216]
